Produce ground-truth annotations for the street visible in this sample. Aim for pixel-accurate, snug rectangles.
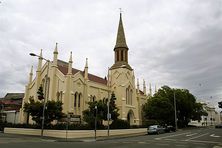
[0,127,222,148]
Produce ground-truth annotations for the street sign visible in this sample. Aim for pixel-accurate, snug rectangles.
[107,113,111,120]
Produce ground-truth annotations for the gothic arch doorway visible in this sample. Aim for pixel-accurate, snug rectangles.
[127,110,134,125]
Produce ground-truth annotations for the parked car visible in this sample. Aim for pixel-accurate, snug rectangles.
[147,125,165,134]
[164,125,176,132]
[215,124,222,128]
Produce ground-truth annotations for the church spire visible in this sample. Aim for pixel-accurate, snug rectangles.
[114,12,128,49]
[111,11,132,70]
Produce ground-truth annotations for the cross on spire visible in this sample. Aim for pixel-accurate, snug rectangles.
[119,8,123,14]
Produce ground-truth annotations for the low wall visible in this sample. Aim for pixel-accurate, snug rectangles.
[4,128,147,138]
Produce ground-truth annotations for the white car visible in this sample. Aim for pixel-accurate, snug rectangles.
[147,125,165,134]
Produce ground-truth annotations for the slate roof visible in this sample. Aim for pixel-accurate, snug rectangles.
[57,60,107,85]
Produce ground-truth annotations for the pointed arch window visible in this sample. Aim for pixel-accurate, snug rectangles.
[121,50,124,61]
[117,51,119,61]
[130,89,133,105]
[78,93,81,107]
[92,96,96,102]
[125,50,128,62]
[74,92,78,107]
[126,88,129,104]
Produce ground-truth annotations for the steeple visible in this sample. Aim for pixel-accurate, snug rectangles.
[84,58,88,80]
[68,51,73,75]
[29,66,33,84]
[111,12,132,70]
[53,43,58,66]
[114,12,128,49]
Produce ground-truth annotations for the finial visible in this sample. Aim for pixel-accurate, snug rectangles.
[69,51,72,62]
[85,58,88,68]
[119,8,123,14]
[119,8,123,17]
[30,65,33,74]
[54,42,58,53]
[40,49,43,57]
[137,78,139,86]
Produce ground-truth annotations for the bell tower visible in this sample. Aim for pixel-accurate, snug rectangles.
[111,12,132,70]
[109,12,139,125]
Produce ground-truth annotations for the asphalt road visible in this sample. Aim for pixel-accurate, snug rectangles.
[0,127,222,148]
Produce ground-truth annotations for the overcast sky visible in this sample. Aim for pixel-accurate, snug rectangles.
[0,0,221,109]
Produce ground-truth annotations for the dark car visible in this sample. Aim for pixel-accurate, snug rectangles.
[164,125,176,132]
[147,125,165,134]
[215,124,222,128]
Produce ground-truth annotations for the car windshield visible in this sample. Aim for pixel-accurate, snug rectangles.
[149,125,158,129]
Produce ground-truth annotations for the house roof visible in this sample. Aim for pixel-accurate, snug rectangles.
[3,93,24,100]
[57,60,107,85]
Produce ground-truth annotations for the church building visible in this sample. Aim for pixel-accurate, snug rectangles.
[19,13,151,125]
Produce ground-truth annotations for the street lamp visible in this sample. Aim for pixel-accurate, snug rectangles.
[30,52,50,137]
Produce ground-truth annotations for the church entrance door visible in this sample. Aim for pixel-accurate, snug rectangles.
[127,110,134,125]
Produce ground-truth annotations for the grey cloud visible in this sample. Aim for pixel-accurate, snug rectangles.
[0,0,221,109]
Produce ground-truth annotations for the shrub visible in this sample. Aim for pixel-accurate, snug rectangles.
[110,119,130,129]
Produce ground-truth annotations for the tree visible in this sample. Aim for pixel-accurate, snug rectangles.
[37,85,44,100]
[219,101,222,109]
[108,93,119,121]
[142,85,207,127]
[24,99,64,126]
[83,93,119,128]
[143,96,174,125]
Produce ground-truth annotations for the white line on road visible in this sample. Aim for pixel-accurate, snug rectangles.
[186,133,197,137]
[175,145,186,147]
[210,134,221,138]
[188,139,222,144]
[156,143,169,146]
[155,132,191,140]
[184,133,209,141]
[138,141,146,144]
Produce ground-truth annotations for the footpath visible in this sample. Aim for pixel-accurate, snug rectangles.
[3,127,147,142]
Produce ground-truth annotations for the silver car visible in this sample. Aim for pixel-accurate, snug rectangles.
[147,125,165,134]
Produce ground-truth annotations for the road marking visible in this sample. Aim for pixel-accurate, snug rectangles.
[184,133,209,141]
[186,139,221,144]
[156,143,169,146]
[138,141,146,144]
[155,132,191,140]
[175,145,186,147]
[210,134,221,138]
[186,133,197,137]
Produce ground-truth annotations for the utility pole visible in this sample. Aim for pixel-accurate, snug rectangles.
[174,90,178,131]
[94,105,97,141]
[107,67,110,137]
